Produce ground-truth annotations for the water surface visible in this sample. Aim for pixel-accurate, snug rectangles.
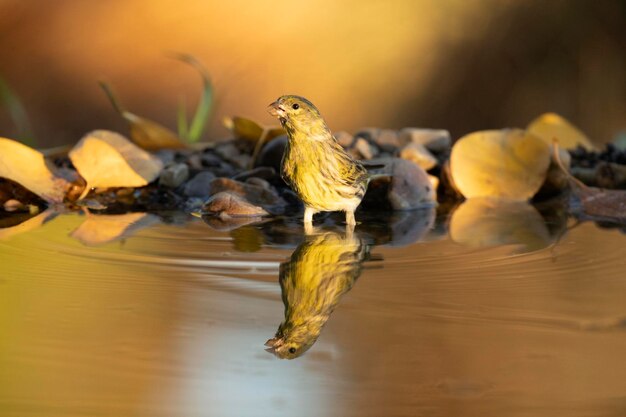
[1,207,626,417]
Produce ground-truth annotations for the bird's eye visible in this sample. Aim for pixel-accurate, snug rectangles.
[292,103,300,110]
[289,347,297,354]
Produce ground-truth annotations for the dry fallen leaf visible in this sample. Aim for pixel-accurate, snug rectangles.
[125,112,186,150]
[0,137,70,203]
[70,212,159,246]
[223,116,284,142]
[223,116,285,168]
[450,197,552,252]
[450,129,551,200]
[527,112,596,150]
[69,130,163,198]
[100,81,186,150]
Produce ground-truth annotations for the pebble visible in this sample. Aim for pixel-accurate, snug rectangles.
[352,137,378,160]
[202,192,268,218]
[255,135,288,172]
[214,142,241,162]
[232,167,277,182]
[184,171,216,198]
[398,128,451,153]
[355,128,401,151]
[363,158,437,210]
[200,152,223,167]
[334,131,354,148]
[245,177,272,189]
[400,143,438,171]
[159,163,189,188]
[154,149,176,165]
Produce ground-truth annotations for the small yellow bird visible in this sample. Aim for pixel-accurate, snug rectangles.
[265,230,367,359]
[268,95,369,230]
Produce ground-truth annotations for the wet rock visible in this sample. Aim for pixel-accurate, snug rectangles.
[255,135,288,172]
[362,158,437,210]
[183,171,216,198]
[595,162,626,189]
[355,128,398,149]
[334,131,354,148]
[200,152,223,167]
[232,166,277,182]
[351,137,379,160]
[154,149,176,165]
[398,128,451,153]
[202,192,269,218]
[186,153,203,170]
[159,163,189,188]
[214,142,240,161]
[230,154,252,169]
[246,177,272,189]
[399,143,438,171]
[210,177,286,210]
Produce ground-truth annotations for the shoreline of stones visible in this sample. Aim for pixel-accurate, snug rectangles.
[2,127,626,221]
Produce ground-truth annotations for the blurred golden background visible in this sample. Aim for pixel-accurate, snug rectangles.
[0,0,624,147]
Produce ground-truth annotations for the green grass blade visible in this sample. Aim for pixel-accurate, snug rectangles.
[169,53,213,143]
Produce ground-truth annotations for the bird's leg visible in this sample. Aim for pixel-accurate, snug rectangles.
[303,206,318,235]
[345,210,356,226]
[304,206,315,225]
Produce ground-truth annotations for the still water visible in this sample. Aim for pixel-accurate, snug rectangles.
[1,203,626,417]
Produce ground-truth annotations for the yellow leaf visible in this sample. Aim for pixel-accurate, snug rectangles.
[99,81,186,150]
[69,130,163,196]
[527,112,595,150]
[0,138,69,203]
[124,111,187,151]
[224,116,285,142]
[450,197,551,252]
[450,129,551,200]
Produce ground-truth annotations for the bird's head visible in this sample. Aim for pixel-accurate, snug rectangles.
[268,95,329,135]
[264,321,322,360]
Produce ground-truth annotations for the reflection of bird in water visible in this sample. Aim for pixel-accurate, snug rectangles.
[265,230,373,359]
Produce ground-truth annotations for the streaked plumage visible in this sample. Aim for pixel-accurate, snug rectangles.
[268,95,369,229]
[265,231,367,359]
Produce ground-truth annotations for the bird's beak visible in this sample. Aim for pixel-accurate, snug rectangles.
[264,336,282,348]
[267,101,286,118]
[264,336,284,356]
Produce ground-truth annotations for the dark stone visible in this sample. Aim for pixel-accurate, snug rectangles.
[200,152,223,167]
[232,166,277,182]
[214,142,241,162]
[361,158,436,210]
[245,177,271,189]
[159,163,189,188]
[154,149,176,165]
[184,172,216,198]
[255,135,288,172]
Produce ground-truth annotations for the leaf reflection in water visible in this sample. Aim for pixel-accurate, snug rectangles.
[449,197,553,253]
[70,212,160,246]
[265,230,376,359]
